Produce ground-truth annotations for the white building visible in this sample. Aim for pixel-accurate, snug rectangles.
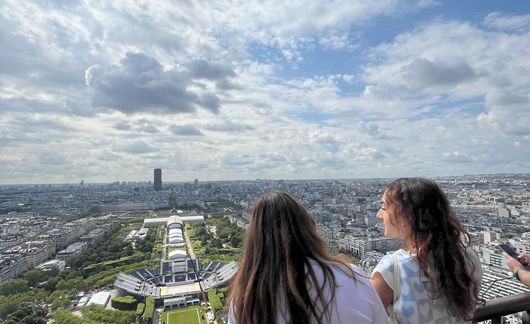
[125,228,150,242]
[36,259,65,272]
[168,216,184,230]
[24,240,55,268]
[497,207,511,218]
[480,231,493,244]
[125,230,137,242]
[77,296,89,309]
[56,242,88,261]
[87,291,111,307]
[143,215,205,227]
[168,250,187,260]
[482,246,508,269]
[0,257,29,282]
[163,296,200,309]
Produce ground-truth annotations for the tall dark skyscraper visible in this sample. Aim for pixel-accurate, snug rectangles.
[154,168,162,191]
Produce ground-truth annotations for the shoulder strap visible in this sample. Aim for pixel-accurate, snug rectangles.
[391,254,401,302]
[390,254,401,324]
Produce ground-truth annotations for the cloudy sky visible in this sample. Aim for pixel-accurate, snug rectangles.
[1,0,530,184]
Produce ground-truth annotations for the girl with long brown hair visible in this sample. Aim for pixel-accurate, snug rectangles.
[228,191,388,324]
[371,178,482,323]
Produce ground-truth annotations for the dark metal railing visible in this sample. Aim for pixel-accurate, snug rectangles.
[473,292,530,323]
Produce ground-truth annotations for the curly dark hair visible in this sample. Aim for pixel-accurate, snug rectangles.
[385,178,482,320]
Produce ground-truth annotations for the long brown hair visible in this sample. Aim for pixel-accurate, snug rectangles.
[385,178,481,320]
[227,191,354,324]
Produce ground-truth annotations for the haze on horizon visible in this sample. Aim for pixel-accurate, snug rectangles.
[1,0,529,185]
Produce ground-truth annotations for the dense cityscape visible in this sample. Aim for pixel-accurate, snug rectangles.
[0,172,528,323]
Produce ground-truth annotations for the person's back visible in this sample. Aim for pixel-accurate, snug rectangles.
[228,259,387,324]
[227,191,388,324]
[304,259,387,324]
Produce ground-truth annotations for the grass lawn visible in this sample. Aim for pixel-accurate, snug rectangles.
[161,307,207,324]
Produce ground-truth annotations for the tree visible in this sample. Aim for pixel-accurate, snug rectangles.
[212,239,223,248]
[43,277,59,292]
[0,279,29,296]
[136,302,145,316]
[124,244,134,255]
[56,277,86,291]
[64,270,82,280]
[23,269,46,287]
[111,295,138,310]
[108,242,121,253]
[81,305,135,324]
[230,234,242,248]
[48,266,60,278]
[54,310,99,324]
[5,303,47,324]
[144,296,155,322]
[0,298,18,320]
[208,289,223,313]
[51,297,71,311]
[216,226,232,239]
[67,256,84,269]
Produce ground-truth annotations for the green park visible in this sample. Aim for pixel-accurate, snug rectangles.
[0,218,164,323]
[160,306,207,324]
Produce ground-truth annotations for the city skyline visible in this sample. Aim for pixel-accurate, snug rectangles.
[0,171,528,187]
[1,1,530,184]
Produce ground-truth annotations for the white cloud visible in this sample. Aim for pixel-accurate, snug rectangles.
[168,125,204,136]
[364,20,530,99]
[39,152,67,165]
[222,154,255,168]
[113,141,159,154]
[359,18,530,154]
[206,120,254,132]
[483,12,530,32]
[206,0,437,61]
[443,151,473,163]
[1,1,529,184]
[402,58,477,91]
[85,52,234,115]
[479,91,530,136]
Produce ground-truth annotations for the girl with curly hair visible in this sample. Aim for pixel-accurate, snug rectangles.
[371,178,482,323]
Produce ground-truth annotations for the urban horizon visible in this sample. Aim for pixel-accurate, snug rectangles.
[1,171,529,187]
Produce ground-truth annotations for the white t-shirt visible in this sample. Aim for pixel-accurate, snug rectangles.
[228,260,389,324]
[371,249,482,324]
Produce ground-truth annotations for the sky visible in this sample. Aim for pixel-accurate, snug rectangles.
[1,0,530,184]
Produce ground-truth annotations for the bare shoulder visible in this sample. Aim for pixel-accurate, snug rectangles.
[370,271,393,309]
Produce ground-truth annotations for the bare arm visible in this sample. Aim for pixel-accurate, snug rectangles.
[502,252,530,287]
[371,272,394,309]
[518,268,530,287]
